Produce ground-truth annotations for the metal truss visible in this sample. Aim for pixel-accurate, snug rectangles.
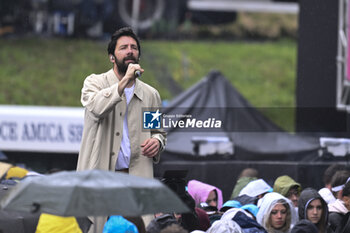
[337,0,350,112]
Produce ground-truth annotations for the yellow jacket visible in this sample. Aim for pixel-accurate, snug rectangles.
[35,213,82,233]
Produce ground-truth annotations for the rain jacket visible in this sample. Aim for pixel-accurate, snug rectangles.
[298,188,333,233]
[206,219,243,233]
[187,180,223,210]
[334,212,350,233]
[273,176,301,197]
[256,192,298,233]
[35,214,82,233]
[103,215,138,233]
[77,69,166,178]
[231,177,258,199]
[232,211,268,233]
[239,179,272,198]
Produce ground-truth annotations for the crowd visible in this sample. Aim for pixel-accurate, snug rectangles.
[118,164,350,233]
[1,163,350,233]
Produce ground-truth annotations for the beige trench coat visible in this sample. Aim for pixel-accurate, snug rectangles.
[77,69,166,178]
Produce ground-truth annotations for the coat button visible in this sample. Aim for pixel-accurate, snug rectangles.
[103,90,111,97]
[116,132,120,136]
[120,112,122,116]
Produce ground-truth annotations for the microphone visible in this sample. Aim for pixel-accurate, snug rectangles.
[134,70,141,78]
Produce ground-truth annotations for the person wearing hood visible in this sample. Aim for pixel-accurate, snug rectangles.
[273,175,301,209]
[256,192,297,233]
[187,180,223,210]
[298,188,333,233]
[328,181,350,233]
[221,208,267,233]
[237,179,273,207]
[230,168,259,199]
[206,219,243,233]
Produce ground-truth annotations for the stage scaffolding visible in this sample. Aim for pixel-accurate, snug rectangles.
[337,0,350,111]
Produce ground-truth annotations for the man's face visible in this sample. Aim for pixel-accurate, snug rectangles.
[206,190,218,208]
[306,199,323,224]
[286,187,299,207]
[114,36,139,74]
[270,203,287,230]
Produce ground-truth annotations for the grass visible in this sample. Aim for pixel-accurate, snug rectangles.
[0,37,297,130]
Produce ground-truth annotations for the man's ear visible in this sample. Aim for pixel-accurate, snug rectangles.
[109,55,115,63]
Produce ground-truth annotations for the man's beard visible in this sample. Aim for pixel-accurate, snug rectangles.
[116,56,139,75]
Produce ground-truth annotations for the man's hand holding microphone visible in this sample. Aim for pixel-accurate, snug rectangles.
[118,63,143,96]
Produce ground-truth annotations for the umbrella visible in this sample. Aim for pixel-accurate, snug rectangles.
[0,169,189,217]
[0,184,40,233]
[0,151,8,161]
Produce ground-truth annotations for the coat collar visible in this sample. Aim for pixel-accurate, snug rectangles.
[106,69,144,101]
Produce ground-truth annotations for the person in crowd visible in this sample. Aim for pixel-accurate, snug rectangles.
[221,208,267,233]
[330,170,350,200]
[187,180,223,210]
[241,204,259,220]
[291,219,318,233]
[273,175,301,208]
[176,192,200,232]
[76,27,167,230]
[238,179,273,206]
[197,202,221,225]
[298,188,333,233]
[220,200,259,220]
[146,213,180,233]
[220,200,242,213]
[147,192,200,232]
[256,192,297,233]
[187,180,223,226]
[231,168,259,199]
[221,207,254,221]
[35,213,84,233]
[233,194,258,207]
[124,216,146,233]
[328,180,350,232]
[319,164,347,204]
[160,172,201,232]
[194,207,210,231]
[159,223,189,233]
[206,219,243,233]
[103,215,138,233]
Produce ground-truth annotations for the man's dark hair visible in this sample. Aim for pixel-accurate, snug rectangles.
[323,164,346,185]
[331,170,350,188]
[107,27,141,58]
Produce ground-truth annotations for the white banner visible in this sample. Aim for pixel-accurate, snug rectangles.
[0,105,84,153]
